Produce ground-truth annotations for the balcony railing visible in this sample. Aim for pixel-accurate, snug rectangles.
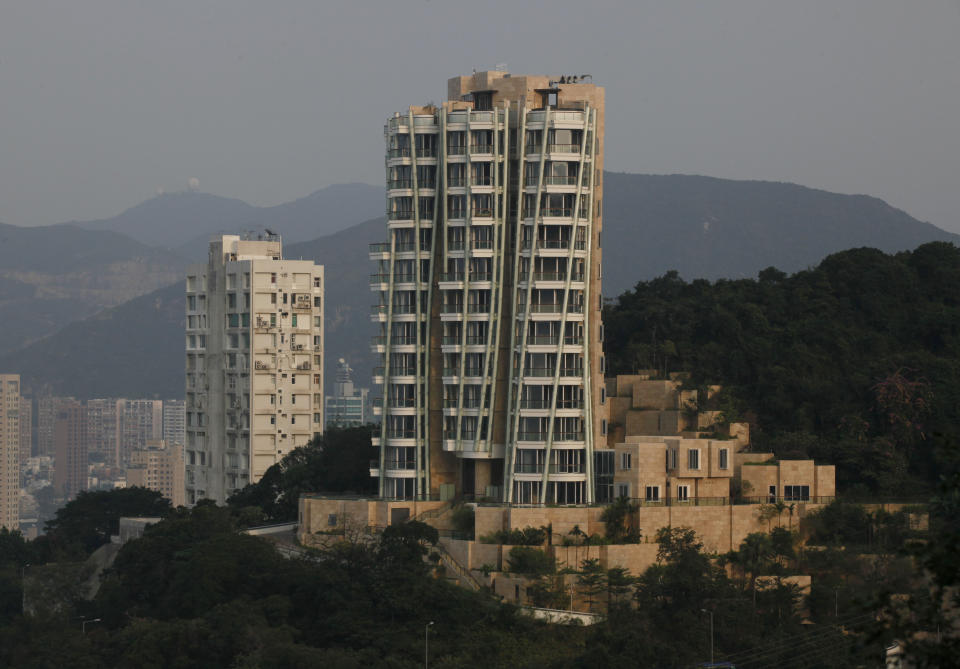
[472,239,494,250]
[386,430,417,440]
[469,272,491,281]
[387,147,411,158]
[447,177,467,187]
[384,460,417,470]
[467,304,490,313]
[471,208,494,218]
[369,242,391,253]
[438,272,464,282]
[387,211,414,220]
[387,179,413,189]
[514,463,544,474]
[440,304,463,314]
[415,147,437,158]
[447,240,465,251]
[448,146,467,156]
[470,144,494,154]
[519,272,585,282]
[387,397,416,408]
[471,177,492,186]
[517,432,546,441]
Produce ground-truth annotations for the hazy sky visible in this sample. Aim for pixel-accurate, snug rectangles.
[2,1,959,232]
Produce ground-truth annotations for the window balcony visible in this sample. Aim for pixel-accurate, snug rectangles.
[387,147,411,158]
[514,463,544,474]
[387,179,413,189]
[470,144,494,154]
[387,210,414,221]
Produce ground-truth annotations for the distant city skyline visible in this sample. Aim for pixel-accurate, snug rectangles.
[2,1,959,233]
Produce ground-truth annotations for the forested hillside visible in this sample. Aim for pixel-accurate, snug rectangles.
[604,242,960,494]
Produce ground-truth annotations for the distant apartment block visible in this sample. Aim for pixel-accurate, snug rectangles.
[162,399,186,446]
[53,401,88,501]
[185,234,324,504]
[325,358,369,427]
[86,398,123,467]
[372,71,605,503]
[19,397,32,469]
[120,399,163,464]
[0,375,22,530]
[127,440,185,507]
[37,396,75,457]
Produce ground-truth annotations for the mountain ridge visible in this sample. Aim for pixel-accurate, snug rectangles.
[3,172,957,398]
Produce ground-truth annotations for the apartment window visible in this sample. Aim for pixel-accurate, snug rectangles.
[291,375,296,384]
[291,415,296,424]
[270,416,276,425]
[600,387,606,404]
[616,483,629,499]
[314,296,321,307]
[327,513,337,527]
[314,277,321,288]
[768,485,777,503]
[688,449,700,470]
[677,485,690,501]
[602,419,608,436]
[271,273,277,284]
[620,452,631,471]
[314,413,321,424]
[270,314,276,327]
[291,394,296,404]
[313,336,321,347]
[719,448,729,470]
[645,486,660,502]
[270,293,277,305]
[313,374,320,386]
[784,485,810,501]
[314,316,322,328]
[291,314,298,327]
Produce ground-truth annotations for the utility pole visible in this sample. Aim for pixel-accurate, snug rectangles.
[424,621,434,668]
[701,608,714,665]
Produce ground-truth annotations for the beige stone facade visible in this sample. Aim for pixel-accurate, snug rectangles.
[186,235,324,504]
[127,440,185,507]
[0,375,21,530]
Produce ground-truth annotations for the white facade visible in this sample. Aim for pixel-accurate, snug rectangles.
[0,375,21,530]
[185,235,324,504]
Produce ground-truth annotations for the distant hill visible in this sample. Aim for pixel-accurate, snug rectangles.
[0,219,385,399]
[0,222,186,354]
[6,173,958,399]
[601,173,960,297]
[0,281,185,398]
[76,183,385,251]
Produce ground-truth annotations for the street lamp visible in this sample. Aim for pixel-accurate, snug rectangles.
[701,609,714,665]
[82,618,102,634]
[425,621,434,669]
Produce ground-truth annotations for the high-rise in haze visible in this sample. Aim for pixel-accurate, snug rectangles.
[372,71,605,503]
[185,235,324,504]
[0,375,22,529]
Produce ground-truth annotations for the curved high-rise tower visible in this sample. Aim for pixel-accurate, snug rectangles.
[372,71,605,504]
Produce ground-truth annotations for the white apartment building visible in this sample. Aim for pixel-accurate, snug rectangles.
[162,399,186,446]
[185,234,324,504]
[0,375,21,530]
